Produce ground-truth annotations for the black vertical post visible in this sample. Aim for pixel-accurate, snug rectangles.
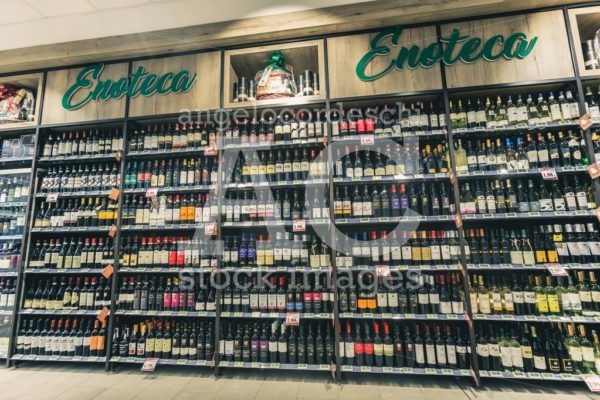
[323,37,341,382]
[563,7,600,206]
[213,49,226,377]
[105,62,133,372]
[6,72,47,367]
[436,24,481,387]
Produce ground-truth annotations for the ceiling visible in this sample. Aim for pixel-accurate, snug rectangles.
[0,0,373,51]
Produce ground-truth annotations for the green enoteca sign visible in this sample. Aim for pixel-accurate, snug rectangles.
[62,63,197,110]
[356,27,538,81]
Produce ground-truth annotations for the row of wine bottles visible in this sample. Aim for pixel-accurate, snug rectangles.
[333,183,454,218]
[0,278,16,310]
[34,198,118,228]
[334,144,450,178]
[0,206,25,235]
[124,157,217,189]
[14,317,107,357]
[129,123,217,152]
[23,277,112,311]
[0,240,21,270]
[42,129,123,158]
[121,236,217,269]
[465,224,600,265]
[469,271,600,316]
[0,176,30,202]
[112,319,214,360]
[39,164,120,193]
[476,322,600,374]
[459,177,595,214]
[228,148,328,183]
[117,276,216,312]
[454,131,588,173]
[121,194,218,226]
[449,91,579,129]
[28,237,113,269]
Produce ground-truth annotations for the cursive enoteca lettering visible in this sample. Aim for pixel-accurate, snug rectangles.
[356,27,538,81]
[62,63,197,110]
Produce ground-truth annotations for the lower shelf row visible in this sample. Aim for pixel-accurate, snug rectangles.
[5,355,591,381]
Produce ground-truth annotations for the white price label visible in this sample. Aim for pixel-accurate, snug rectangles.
[539,168,558,180]
[582,374,600,392]
[145,188,158,199]
[293,220,306,232]
[376,265,390,277]
[141,357,158,372]
[286,312,300,326]
[205,223,216,236]
[46,193,59,203]
[360,135,375,145]
[546,264,568,277]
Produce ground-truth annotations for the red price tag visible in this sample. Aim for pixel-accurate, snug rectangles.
[109,188,120,201]
[578,114,593,131]
[102,264,114,279]
[96,307,109,322]
[205,223,216,236]
[454,213,463,229]
[145,188,158,199]
[588,163,600,180]
[141,357,159,372]
[46,193,59,203]
[545,264,568,277]
[286,312,300,326]
[376,265,390,277]
[360,135,375,146]
[293,220,306,232]
[539,167,558,180]
[108,224,117,238]
[582,374,600,392]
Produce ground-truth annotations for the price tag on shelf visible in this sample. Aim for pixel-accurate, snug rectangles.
[46,193,59,203]
[108,224,117,238]
[141,357,159,372]
[205,144,218,156]
[293,220,306,232]
[115,150,123,161]
[109,188,120,201]
[96,307,109,322]
[360,135,375,146]
[102,264,114,279]
[578,113,593,131]
[205,223,217,236]
[596,208,600,223]
[581,374,600,392]
[539,167,558,180]
[454,213,463,229]
[145,188,158,199]
[546,264,568,277]
[376,265,390,277]
[286,312,300,326]
[588,163,600,180]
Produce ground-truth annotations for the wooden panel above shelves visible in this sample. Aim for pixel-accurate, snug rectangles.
[129,52,221,117]
[42,63,128,125]
[442,10,575,89]
[326,26,443,100]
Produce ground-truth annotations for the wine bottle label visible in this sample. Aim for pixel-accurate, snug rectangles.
[500,346,513,368]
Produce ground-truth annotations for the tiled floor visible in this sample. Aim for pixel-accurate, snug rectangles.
[0,364,597,400]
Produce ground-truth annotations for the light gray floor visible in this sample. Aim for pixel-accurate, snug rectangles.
[0,363,598,400]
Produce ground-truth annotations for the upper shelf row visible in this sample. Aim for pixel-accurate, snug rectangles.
[2,8,600,130]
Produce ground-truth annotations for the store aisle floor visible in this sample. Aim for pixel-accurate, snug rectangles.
[0,364,596,400]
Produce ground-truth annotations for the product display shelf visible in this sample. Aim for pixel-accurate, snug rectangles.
[468,263,600,270]
[0,128,35,362]
[340,365,474,377]
[110,356,214,367]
